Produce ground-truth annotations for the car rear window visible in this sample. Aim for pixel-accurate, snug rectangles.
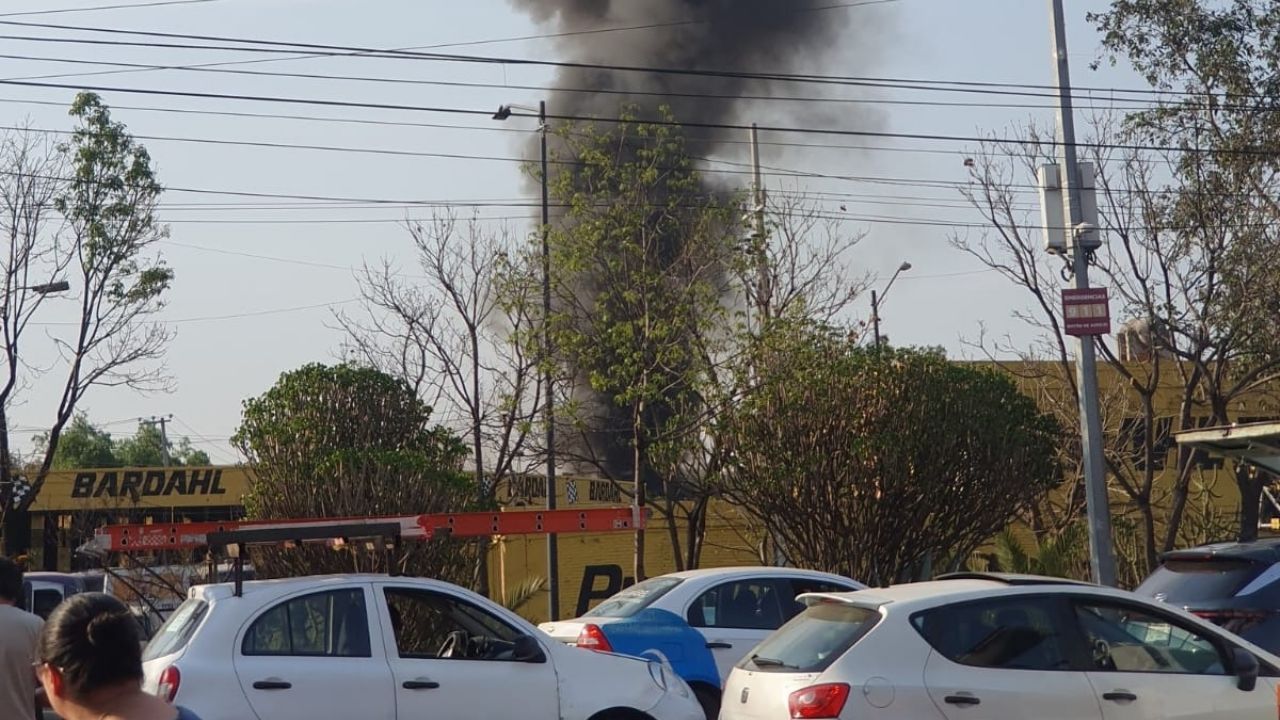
[1137,560,1265,603]
[142,598,208,661]
[583,577,683,619]
[736,602,878,673]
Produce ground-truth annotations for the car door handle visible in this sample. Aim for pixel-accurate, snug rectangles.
[706,642,733,649]
[252,679,292,690]
[402,679,440,690]
[944,694,981,706]
[1102,691,1137,703]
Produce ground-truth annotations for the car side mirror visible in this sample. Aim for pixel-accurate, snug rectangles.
[513,634,547,664]
[1233,647,1259,692]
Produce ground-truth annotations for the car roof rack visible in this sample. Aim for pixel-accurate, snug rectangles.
[933,572,1095,587]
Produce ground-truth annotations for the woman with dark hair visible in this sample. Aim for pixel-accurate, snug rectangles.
[33,593,200,720]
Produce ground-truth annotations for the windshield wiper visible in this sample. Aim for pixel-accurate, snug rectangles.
[751,654,798,669]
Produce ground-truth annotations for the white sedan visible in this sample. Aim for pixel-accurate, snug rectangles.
[721,572,1280,719]
[141,573,703,720]
[540,567,863,683]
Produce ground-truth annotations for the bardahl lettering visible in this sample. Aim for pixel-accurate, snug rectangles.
[589,480,621,502]
[66,468,229,500]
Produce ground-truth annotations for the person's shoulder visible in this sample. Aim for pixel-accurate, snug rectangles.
[175,706,204,720]
[0,603,43,628]
[0,606,41,644]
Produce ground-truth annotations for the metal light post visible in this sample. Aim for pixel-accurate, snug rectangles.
[871,262,911,348]
[1,278,70,555]
[1048,0,1117,587]
[494,101,560,620]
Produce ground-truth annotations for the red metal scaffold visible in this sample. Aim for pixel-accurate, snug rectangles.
[86,506,647,554]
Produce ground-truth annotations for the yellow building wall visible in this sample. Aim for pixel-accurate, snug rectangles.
[489,477,761,623]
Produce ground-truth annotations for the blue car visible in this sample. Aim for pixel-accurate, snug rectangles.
[575,608,721,718]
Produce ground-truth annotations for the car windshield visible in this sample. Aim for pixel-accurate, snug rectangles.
[583,577,683,619]
[142,598,208,661]
[737,601,878,673]
[1137,559,1264,604]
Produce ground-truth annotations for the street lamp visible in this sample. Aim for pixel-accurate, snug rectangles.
[493,101,560,620]
[871,262,911,348]
[1,279,70,316]
[25,281,70,295]
[1,278,69,554]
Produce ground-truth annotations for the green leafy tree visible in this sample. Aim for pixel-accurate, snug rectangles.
[233,363,475,583]
[36,415,211,469]
[114,423,210,467]
[4,93,173,533]
[543,107,743,580]
[719,323,1062,585]
[46,414,116,469]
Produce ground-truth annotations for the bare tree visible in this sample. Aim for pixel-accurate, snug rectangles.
[336,213,540,595]
[0,129,69,534]
[954,112,1280,576]
[751,186,871,327]
[4,95,173,545]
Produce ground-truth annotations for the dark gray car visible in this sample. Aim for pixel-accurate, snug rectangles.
[1137,539,1280,652]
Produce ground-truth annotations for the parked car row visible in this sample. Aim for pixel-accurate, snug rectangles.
[124,537,1280,719]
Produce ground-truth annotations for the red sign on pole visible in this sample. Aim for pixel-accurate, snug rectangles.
[1062,288,1111,336]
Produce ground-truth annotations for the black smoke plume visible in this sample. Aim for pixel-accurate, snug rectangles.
[511,0,872,481]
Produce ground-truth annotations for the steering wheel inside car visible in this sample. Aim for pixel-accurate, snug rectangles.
[438,630,471,659]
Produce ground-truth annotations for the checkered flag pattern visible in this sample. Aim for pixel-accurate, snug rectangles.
[565,479,578,505]
[6,475,33,504]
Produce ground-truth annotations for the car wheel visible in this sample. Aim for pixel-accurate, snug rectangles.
[588,710,653,720]
[693,685,721,720]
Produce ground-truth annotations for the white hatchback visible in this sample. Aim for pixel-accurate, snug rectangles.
[721,573,1280,720]
[140,574,703,720]
[540,567,864,683]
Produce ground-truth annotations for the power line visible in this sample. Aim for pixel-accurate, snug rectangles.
[29,297,358,326]
[0,77,1261,158]
[0,21,1201,104]
[0,51,1149,113]
[0,0,216,18]
[0,1,903,88]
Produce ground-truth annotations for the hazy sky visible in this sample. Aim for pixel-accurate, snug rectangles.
[1,0,1137,462]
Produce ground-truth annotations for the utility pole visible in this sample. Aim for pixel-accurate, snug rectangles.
[750,124,770,327]
[871,290,881,347]
[538,100,560,621]
[140,415,173,466]
[1049,0,1117,586]
[491,100,561,618]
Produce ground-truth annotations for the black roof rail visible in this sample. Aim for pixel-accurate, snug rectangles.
[934,572,1095,587]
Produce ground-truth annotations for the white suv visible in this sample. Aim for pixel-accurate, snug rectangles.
[141,574,703,720]
[541,567,863,683]
[721,573,1280,719]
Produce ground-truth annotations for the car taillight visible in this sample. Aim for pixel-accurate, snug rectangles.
[788,683,850,719]
[1192,609,1269,635]
[157,666,181,702]
[575,624,613,652]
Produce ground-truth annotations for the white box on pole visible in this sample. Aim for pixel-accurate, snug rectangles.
[1038,163,1067,254]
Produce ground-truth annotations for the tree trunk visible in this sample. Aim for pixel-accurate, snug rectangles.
[633,403,646,582]
[1138,496,1157,575]
[1237,464,1263,543]
[0,408,11,550]
[665,500,684,572]
[1162,398,1199,552]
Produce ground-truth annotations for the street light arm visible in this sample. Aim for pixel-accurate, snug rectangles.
[879,267,906,304]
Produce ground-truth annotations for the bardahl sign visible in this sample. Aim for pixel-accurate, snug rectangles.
[29,466,253,512]
[71,468,228,499]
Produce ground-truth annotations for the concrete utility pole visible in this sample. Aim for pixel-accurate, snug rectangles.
[750,124,770,326]
[1049,0,1117,586]
[141,415,173,466]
